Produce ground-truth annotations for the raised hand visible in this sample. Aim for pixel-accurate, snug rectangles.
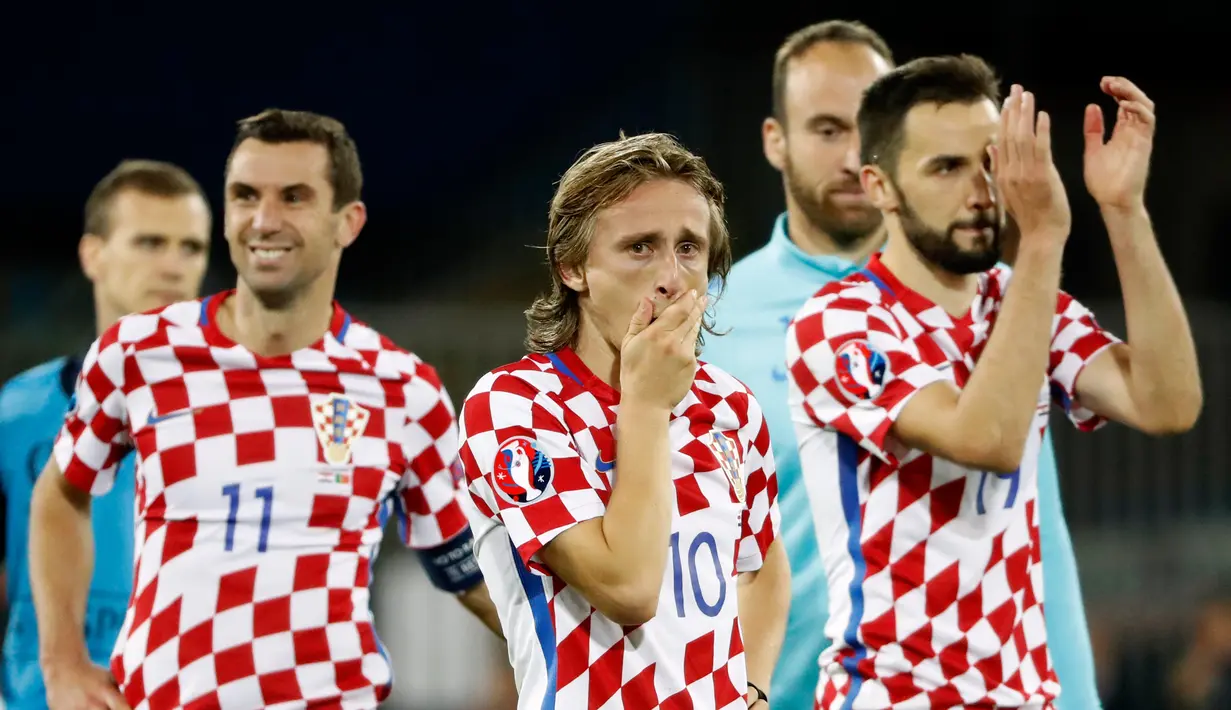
[620,290,706,410]
[1083,76,1155,212]
[990,84,1071,246]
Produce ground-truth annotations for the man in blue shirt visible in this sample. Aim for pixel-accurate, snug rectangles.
[704,21,1101,710]
[0,160,211,709]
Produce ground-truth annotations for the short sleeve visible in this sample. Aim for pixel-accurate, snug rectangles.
[786,293,948,465]
[736,404,780,574]
[459,373,607,576]
[395,363,469,549]
[1048,291,1122,431]
[54,326,132,496]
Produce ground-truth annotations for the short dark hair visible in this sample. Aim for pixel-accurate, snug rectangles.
[772,20,894,122]
[84,159,207,238]
[228,108,363,210]
[858,54,1002,176]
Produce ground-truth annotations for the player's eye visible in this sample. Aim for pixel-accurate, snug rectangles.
[629,242,649,255]
[678,242,698,255]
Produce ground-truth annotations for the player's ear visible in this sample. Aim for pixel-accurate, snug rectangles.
[762,116,786,172]
[559,261,586,293]
[861,165,899,213]
[79,233,105,282]
[336,201,366,248]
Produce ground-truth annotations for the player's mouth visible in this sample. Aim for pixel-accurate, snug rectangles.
[249,245,293,267]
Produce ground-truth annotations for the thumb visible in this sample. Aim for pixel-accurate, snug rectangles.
[626,298,654,338]
[1083,104,1104,158]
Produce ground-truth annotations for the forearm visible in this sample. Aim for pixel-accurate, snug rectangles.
[1103,205,1202,428]
[599,400,674,590]
[456,581,505,639]
[737,540,790,694]
[29,474,94,666]
[959,241,1065,464]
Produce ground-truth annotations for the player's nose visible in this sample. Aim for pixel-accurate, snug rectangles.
[654,253,685,300]
[969,166,995,210]
[250,197,285,233]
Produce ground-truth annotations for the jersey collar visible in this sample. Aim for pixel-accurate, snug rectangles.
[769,212,867,279]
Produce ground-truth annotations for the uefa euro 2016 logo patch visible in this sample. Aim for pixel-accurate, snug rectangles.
[492,437,553,504]
[311,393,371,466]
[833,339,888,403]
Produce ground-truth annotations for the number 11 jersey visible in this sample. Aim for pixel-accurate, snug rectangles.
[458,347,781,710]
[53,291,468,710]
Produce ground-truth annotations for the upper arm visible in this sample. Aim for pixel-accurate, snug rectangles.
[786,295,949,465]
[1049,292,1124,431]
[394,365,468,549]
[54,328,132,496]
[459,374,607,577]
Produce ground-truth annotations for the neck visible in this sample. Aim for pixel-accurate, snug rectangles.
[879,230,979,317]
[571,316,621,391]
[784,200,885,264]
[94,296,123,337]
[220,274,338,357]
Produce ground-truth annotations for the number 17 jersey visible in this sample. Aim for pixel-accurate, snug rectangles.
[53,291,468,710]
[458,347,781,710]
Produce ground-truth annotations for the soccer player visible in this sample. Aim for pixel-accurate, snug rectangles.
[0,159,211,710]
[28,109,501,710]
[787,56,1201,708]
[705,21,1107,709]
[458,133,790,709]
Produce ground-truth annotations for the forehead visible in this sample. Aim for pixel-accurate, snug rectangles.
[899,99,1000,165]
[107,190,211,235]
[782,42,892,122]
[592,178,710,240]
[226,139,331,188]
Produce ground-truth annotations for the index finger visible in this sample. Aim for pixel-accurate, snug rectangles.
[652,290,698,331]
[1102,76,1154,109]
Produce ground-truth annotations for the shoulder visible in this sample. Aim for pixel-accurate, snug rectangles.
[91,299,209,366]
[792,273,904,345]
[0,356,70,424]
[339,318,446,392]
[464,355,569,405]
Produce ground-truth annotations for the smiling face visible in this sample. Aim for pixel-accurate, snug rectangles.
[223,139,363,307]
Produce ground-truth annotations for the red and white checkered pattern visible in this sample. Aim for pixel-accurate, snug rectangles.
[786,255,1119,710]
[458,347,780,710]
[53,290,468,710]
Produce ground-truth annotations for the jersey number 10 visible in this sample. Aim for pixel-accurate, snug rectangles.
[669,531,728,618]
[222,483,275,553]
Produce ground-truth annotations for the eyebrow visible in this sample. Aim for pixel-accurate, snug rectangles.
[227,182,314,195]
[805,113,854,130]
[614,227,709,248]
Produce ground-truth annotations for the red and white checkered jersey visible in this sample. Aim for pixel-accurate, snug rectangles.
[458,347,780,710]
[786,255,1120,710]
[53,290,468,710]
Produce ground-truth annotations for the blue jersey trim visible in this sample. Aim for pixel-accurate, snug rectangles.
[511,540,557,709]
[838,434,867,709]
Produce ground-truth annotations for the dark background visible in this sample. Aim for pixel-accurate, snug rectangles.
[1,5,1227,708]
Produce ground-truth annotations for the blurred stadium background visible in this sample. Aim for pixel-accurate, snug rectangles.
[2,4,1228,709]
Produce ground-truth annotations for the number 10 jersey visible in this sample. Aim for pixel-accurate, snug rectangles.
[53,291,469,710]
[458,347,781,710]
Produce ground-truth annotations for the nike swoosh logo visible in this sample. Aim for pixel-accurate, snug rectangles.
[595,454,615,473]
[147,409,194,425]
